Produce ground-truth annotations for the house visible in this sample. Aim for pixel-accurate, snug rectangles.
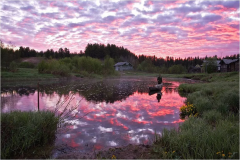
[114,62,133,71]
[219,59,239,72]
[188,64,201,73]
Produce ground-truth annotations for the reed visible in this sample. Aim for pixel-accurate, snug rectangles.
[1,92,85,159]
[1,111,59,159]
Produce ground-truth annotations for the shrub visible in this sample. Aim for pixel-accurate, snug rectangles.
[19,62,35,68]
[137,59,159,73]
[179,102,198,119]
[75,56,102,73]
[38,60,49,73]
[37,60,70,76]
[102,56,115,75]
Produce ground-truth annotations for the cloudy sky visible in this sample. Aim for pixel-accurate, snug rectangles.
[1,0,239,58]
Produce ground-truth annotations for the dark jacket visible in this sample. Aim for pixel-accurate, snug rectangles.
[157,76,162,84]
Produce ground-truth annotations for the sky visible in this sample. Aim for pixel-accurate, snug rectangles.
[0,0,239,58]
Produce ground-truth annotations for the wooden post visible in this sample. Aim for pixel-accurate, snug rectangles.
[38,82,39,111]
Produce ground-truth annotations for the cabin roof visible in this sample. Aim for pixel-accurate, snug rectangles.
[114,62,132,66]
[220,59,239,65]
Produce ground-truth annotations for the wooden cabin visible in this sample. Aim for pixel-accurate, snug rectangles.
[114,62,133,71]
[220,59,239,72]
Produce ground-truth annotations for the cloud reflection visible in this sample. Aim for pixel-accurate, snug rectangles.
[1,78,188,155]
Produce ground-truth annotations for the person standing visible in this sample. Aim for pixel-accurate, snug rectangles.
[157,74,162,84]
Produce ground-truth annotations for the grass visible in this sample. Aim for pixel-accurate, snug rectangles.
[1,93,80,159]
[119,70,158,77]
[151,71,239,159]
[151,116,239,159]
[163,71,239,82]
[1,68,58,81]
[1,111,59,159]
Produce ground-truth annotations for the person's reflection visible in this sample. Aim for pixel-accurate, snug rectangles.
[156,92,162,102]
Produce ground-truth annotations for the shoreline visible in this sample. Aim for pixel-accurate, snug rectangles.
[54,143,153,159]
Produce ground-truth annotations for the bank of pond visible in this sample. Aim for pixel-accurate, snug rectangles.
[1,72,239,159]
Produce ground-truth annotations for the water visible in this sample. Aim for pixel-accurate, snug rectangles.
[1,77,193,157]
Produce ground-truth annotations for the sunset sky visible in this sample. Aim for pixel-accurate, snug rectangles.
[1,0,239,58]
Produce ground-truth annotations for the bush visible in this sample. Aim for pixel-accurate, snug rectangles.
[75,56,102,73]
[102,56,115,75]
[1,111,59,159]
[38,60,70,76]
[179,102,198,119]
[38,60,49,73]
[19,62,35,68]
[137,59,160,73]
[168,64,186,74]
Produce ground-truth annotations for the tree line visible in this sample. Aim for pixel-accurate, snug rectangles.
[1,40,239,73]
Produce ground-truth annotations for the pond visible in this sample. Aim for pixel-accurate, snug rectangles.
[1,77,194,157]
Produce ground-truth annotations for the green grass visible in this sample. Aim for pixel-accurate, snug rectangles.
[151,71,239,159]
[163,71,239,82]
[119,70,159,77]
[1,111,59,159]
[151,117,239,159]
[1,68,58,81]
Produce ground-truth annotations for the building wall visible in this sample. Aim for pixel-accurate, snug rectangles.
[220,64,228,72]
[221,61,239,72]
[115,65,133,71]
[235,61,239,71]
[230,63,235,72]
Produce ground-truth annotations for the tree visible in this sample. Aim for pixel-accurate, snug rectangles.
[203,57,217,73]
[58,48,64,58]
[64,48,70,57]
[168,64,186,74]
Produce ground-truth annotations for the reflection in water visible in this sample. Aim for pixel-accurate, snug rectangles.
[157,92,162,102]
[1,78,191,156]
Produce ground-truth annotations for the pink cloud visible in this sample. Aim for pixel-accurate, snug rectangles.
[0,0,239,58]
